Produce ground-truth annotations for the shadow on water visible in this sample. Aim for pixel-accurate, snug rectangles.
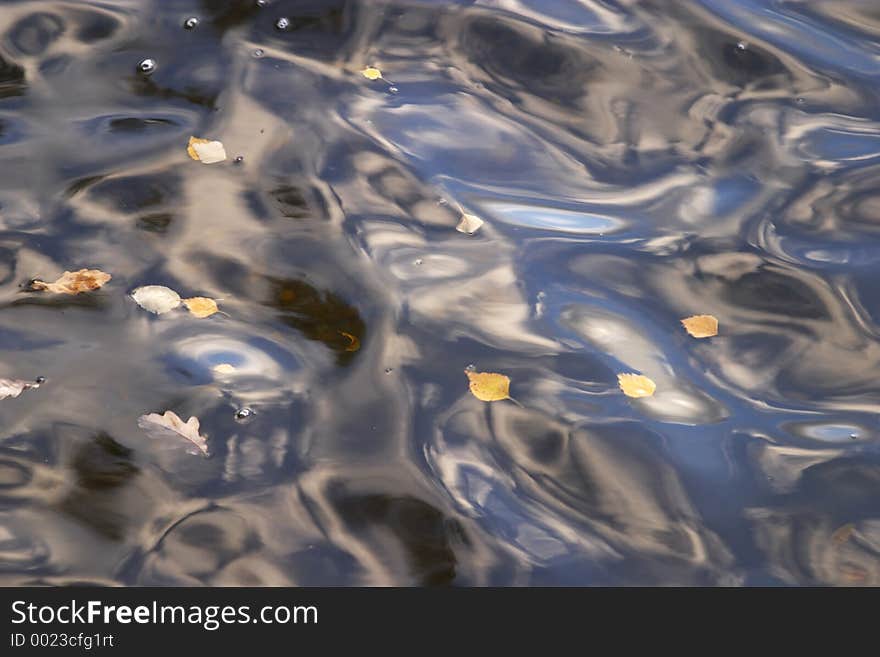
[0,0,878,585]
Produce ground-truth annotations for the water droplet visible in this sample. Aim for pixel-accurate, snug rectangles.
[736,41,748,51]
[388,86,399,93]
[796,97,805,104]
[183,17,199,29]
[437,198,448,206]
[34,376,46,385]
[137,58,157,75]
[234,155,244,164]
[276,17,290,30]
[849,433,858,440]
[234,407,255,421]
[253,48,264,58]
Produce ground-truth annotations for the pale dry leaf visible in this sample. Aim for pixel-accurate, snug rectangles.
[0,377,41,400]
[617,373,656,398]
[31,269,111,294]
[681,314,719,338]
[465,369,511,402]
[137,410,209,456]
[361,66,382,80]
[183,297,219,318]
[132,285,181,314]
[187,136,226,164]
[212,363,236,375]
[456,213,484,235]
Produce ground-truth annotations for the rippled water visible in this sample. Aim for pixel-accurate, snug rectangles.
[0,0,879,586]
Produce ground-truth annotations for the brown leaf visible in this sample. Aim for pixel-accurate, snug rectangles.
[137,410,209,456]
[681,314,719,338]
[0,377,41,400]
[31,269,111,294]
[465,369,511,402]
[183,297,219,318]
[617,373,656,398]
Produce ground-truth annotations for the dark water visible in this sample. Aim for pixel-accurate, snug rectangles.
[0,0,878,587]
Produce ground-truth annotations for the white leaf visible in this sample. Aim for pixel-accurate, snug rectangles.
[137,410,209,456]
[132,285,181,314]
[0,378,40,400]
[456,212,484,234]
[192,140,227,164]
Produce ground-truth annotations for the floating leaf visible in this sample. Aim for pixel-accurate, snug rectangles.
[183,296,219,318]
[0,377,41,400]
[617,373,656,398]
[137,410,209,456]
[339,331,360,352]
[465,369,511,402]
[187,136,226,164]
[31,269,111,294]
[456,212,484,235]
[681,314,718,338]
[212,363,236,375]
[131,285,181,314]
[361,66,383,80]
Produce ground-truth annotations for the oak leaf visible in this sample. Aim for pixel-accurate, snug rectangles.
[137,410,209,456]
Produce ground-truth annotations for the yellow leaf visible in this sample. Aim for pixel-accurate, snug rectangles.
[213,363,236,375]
[361,66,383,80]
[465,369,511,402]
[32,269,111,294]
[339,331,360,352]
[617,373,656,398]
[187,136,226,163]
[681,314,718,338]
[183,297,219,318]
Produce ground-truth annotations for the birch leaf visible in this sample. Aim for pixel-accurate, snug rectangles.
[183,297,218,318]
[465,369,510,402]
[456,213,484,235]
[187,136,226,164]
[0,378,41,400]
[617,373,656,398]
[361,67,382,80]
[132,285,181,314]
[31,269,111,294]
[681,314,719,338]
[137,410,209,456]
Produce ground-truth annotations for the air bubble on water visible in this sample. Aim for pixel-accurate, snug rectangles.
[796,97,805,104]
[388,86,399,93]
[184,17,199,29]
[234,407,255,422]
[256,0,268,6]
[234,155,244,164]
[34,376,46,385]
[276,17,290,30]
[736,41,748,51]
[384,367,393,374]
[253,48,264,58]
[464,363,476,372]
[414,258,423,266]
[137,58,157,75]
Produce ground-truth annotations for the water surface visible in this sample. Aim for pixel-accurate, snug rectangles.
[1,0,879,586]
